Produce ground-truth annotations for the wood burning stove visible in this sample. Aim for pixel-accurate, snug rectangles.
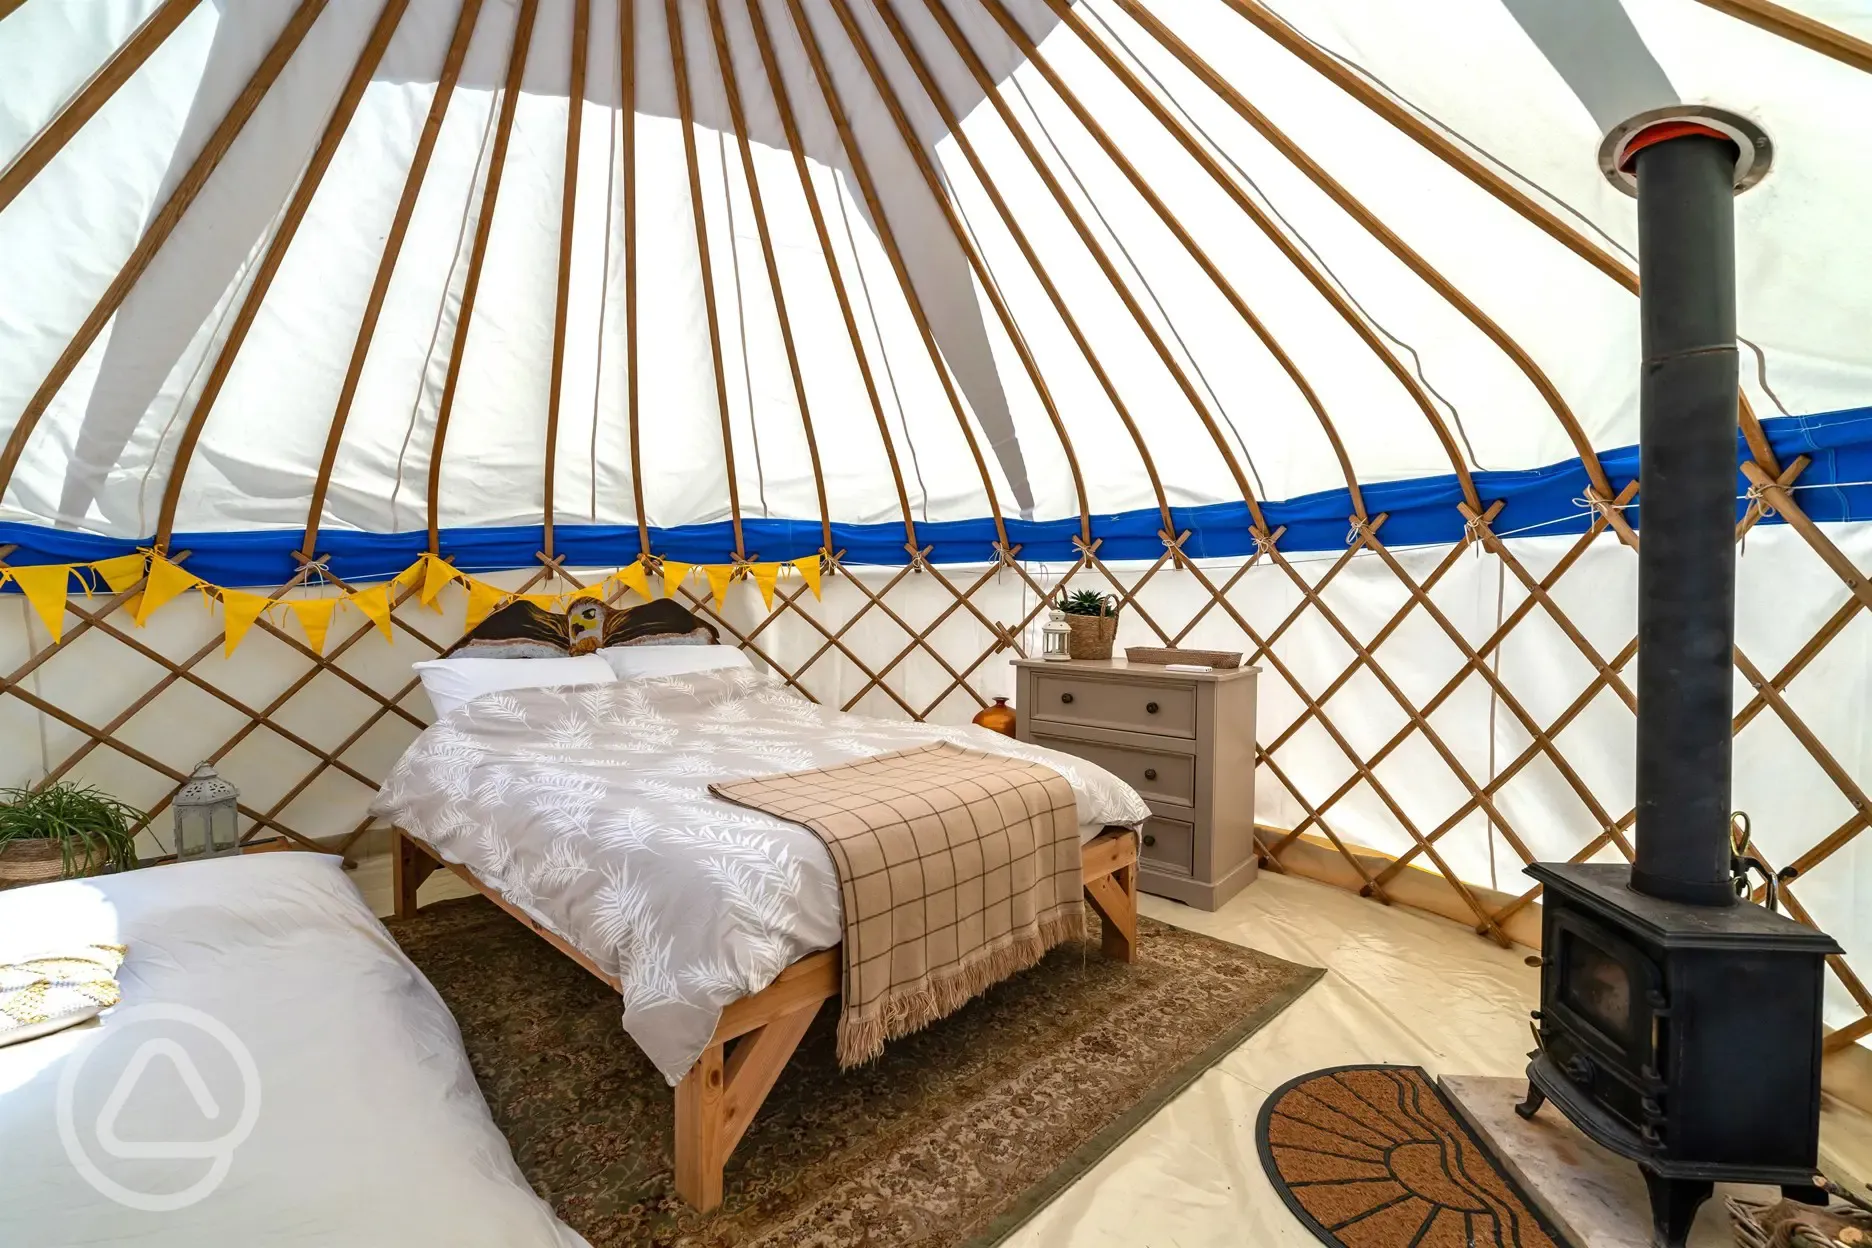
[1516,108,1842,1248]
[1522,864,1838,1243]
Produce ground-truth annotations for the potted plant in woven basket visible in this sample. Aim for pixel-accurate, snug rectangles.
[1057,589,1120,660]
[0,783,144,890]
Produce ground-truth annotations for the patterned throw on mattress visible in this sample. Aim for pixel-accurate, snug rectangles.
[371,667,1149,1085]
[711,742,1085,1067]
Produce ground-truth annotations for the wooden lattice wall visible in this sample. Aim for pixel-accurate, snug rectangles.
[6,475,1872,1055]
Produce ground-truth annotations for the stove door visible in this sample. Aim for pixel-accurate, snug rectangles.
[1544,909,1666,1099]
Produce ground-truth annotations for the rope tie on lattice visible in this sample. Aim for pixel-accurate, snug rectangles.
[1251,528,1279,557]
[1740,483,1774,555]
[1573,492,1632,521]
[1158,528,1191,569]
[1345,516,1375,549]
[298,556,333,591]
[1462,511,1489,557]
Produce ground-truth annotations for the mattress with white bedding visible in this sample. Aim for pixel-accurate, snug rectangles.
[372,667,1150,1084]
[0,854,585,1248]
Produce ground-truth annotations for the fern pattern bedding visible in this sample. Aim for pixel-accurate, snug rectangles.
[370,668,1149,1084]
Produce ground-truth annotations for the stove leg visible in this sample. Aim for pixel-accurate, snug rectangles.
[1641,1170,1712,1248]
[1513,1082,1546,1120]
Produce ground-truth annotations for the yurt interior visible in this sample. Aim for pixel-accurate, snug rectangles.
[4,1,1872,1245]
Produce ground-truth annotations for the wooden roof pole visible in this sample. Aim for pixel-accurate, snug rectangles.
[542,0,592,562]
[1212,0,1780,476]
[666,0,746,560]
[0,0,206,216]
[929,0,1361,523]
[0,0,331,500]
[702,0,833,556]
[619,0,651,556]
[1693,0,1872,75]
[823,0,1096,545]
[776,0,1010,553]
[0,0,27,26]
[304,0,485,554]
[737,0,918,553]
[425,0,539,555]
[1107,0,1613,501]
[155,0,413,550]
[1023,0,1480,512]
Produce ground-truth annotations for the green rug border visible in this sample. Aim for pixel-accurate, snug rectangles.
[963,946,1327,1247]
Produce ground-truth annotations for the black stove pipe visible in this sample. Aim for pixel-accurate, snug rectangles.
[1629,129,1743,908]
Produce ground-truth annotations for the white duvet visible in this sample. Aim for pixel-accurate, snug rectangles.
[0,854,585,1248]
[372,667,1150,1084]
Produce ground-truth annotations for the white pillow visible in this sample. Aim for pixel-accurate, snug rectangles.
[413,654,616,720]
[599,644,752,681]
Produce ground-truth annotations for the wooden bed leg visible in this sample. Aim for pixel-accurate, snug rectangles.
[1087,863,1140,963]
[392,829,438,920]
[1083,830,1140,964]
[673,996,824,1213]
[674,1042,726,1212]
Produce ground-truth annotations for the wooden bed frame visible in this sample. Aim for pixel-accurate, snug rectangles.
[392,824,1140,1212]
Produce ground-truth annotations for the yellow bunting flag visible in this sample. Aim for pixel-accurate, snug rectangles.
[463,579,508,631]
[390,559,426,591]
[615,559,650,601]
[564,583,605,603]
[519,592,561,609]
[749,562,780,611]
[703,565,735,611]
[135,557,200,626]
[89,554,148,594]
[9,564,74,643]
[662,560,692,600]
[350,584,394,642]
[792,555,823,600]
[220,591,272,657]
[419,554,457,609]
[288,598,338,655]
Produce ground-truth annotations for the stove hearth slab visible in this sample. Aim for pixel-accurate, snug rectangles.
[1442,1074,1776,1248]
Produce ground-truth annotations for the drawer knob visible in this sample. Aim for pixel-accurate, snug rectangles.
[1144,768,1158,781]
[1143,834,1157,848]
[1145,701,1159,714]
[1060,692,1075,705]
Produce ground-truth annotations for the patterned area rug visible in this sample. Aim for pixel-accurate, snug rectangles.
[391,896,1321,1247]
[1257,1066,1565,1248]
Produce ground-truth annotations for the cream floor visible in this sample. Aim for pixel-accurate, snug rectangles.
[350,858,1869,1247]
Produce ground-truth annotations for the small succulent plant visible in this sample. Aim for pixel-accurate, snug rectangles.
[1058,589,1117,617]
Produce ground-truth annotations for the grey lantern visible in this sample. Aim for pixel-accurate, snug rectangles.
[173,762,240,860]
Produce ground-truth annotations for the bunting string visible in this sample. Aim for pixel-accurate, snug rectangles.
[0,552,827,654]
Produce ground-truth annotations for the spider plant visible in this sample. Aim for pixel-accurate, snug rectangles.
[0,783,145,877]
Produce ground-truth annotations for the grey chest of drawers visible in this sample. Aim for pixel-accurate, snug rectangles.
[1011,658,1259,911]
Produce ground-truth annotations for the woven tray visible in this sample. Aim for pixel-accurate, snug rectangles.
[1124,647,1242,670]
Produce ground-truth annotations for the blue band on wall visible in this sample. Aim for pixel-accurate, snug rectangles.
[4,405,1870,587]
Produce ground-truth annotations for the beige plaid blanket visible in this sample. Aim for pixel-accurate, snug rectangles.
[710,741,1085,1066]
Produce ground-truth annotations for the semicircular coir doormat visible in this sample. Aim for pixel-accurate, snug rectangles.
[1257,1065,1565,1248]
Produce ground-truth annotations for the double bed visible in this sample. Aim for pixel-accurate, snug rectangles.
[374,661,1151,1210]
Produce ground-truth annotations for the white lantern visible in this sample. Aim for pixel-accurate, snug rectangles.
[1039,608,1072,662]
[173,762,240,860]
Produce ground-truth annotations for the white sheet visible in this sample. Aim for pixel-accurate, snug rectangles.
[0,854,586,1248]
